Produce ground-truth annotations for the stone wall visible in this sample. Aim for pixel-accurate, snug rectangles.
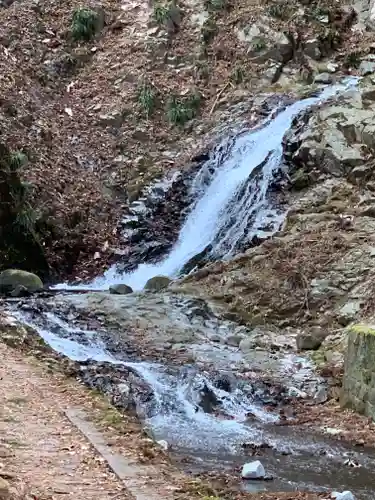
[341,324,375,419]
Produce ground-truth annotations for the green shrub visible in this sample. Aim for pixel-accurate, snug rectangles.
[71,7,99,42]
[166,92,201,125]
[152,2,182,31]
[343,50,361,69]
[137,82,156,117]
[194,60,210,81]
[201,17,217,44]
[230,64,245,84]
[9,151,27,171]
[204,0,227,11]
[251,36,266,52]
[267,2,293,19]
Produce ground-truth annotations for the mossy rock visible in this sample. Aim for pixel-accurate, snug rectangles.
[349,323,375,335]
[0,269,43,294]
[144,275,171,292]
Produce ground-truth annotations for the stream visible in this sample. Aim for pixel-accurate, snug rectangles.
[9,77,375,498]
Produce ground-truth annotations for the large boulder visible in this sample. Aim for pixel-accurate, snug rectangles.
[0,269,43,294]
[341,324,375,418]
[144,275,171,292]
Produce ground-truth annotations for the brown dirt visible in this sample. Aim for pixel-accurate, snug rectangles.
[181,219,355,326]
[289,399,375,446]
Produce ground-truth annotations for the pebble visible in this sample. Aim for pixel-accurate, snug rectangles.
[241,460,266,479]
[331,492,355,500]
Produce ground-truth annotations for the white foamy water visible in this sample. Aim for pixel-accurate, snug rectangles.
[55,79,357,292]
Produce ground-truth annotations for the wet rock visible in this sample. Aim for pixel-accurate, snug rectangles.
[331,492,355,500]
[263,62,283,83]
[179,244,213,275]
[10,284,30,297]
[359,60,375,75]
[239,337,257,352]
[314,386,328,404]
[304,38,322,60]
[144,276,171,292]
[314,72,333,84]
[0,269,43,294]
[337,301,362,326]
[213,373,233,392]
[225,334,243,347]
[288,386,307,398]
[296,328,328,350]
[117,382,130,397]
[197,381,219,413]
[109,284,133,295]
[241,460,266,479]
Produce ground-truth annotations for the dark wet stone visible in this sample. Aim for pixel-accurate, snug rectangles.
[144,275,171,292]
[109,284,133,295]
[214,373,233,392]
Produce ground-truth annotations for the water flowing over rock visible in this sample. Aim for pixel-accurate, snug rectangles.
[62,79,357,293]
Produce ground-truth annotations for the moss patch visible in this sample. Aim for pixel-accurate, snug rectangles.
[349,324,375,336]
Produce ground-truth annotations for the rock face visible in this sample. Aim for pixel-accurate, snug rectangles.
[144,276,171,292]
[341,324,375,418]
[109,283,133,295]
[241,460,266,479]
[0,269,43,294]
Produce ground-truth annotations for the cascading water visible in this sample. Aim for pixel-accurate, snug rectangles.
[55,78,357,291]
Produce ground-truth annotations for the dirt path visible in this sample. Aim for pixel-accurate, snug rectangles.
[0,342,131,499]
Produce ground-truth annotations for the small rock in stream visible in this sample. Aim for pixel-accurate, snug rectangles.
[241,460,266,479]
[109,284,133,295]
[144,275,171,292]
[331,492,355,500]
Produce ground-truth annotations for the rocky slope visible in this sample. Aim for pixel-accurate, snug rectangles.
[0,0,371,281]
[176,79,375,406]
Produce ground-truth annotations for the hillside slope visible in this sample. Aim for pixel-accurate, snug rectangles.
[0,0,368,279]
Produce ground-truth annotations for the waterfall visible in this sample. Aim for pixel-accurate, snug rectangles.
[55,78,357,291]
